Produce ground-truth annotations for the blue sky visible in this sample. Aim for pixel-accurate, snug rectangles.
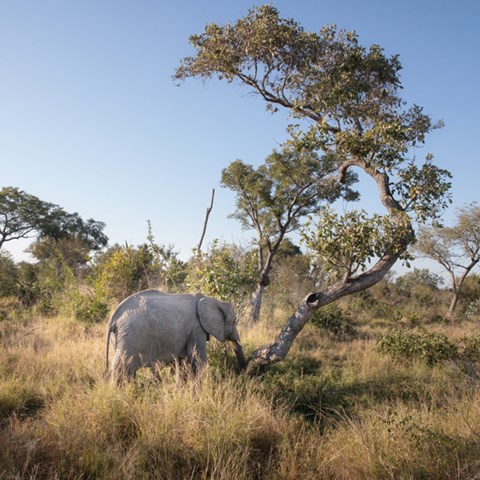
[1,1,479,268]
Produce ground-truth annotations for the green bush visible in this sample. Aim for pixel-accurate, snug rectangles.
[460,334,480,362]
[377,329,458,365]
[73,295,109,324]
[92,244,157,301]
[465,298,480,319]
[0,251,18,297]
[0,296,22,322]
[185,240,258,313]
[310,305,357,340]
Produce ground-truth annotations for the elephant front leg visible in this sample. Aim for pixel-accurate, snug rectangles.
[187,340,207,376]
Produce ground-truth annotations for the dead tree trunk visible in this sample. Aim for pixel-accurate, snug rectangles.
[197,189,215,251]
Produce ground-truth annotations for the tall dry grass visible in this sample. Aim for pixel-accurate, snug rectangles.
[1,311,480,479]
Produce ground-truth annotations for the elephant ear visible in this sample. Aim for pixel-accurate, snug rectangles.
[197,297,226,342]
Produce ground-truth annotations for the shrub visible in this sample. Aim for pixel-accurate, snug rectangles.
[92,244,158,301]
[0,251,18,297]
[465,298,480,319]
[310,304,357,340]
[185,240,258,314]
[0,296,22,322]
[377,329,458,365]
[73,294,110,324]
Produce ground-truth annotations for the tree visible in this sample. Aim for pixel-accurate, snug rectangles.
[0,187,53,249]
[415,203,480,318]
[0,186,108,254]
[176,6,451,367]
[221,146,357,322]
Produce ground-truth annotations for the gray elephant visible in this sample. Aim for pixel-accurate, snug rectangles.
[105,290,247,381]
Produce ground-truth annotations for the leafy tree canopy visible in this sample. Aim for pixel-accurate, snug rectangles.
[176,5,451,225]
[0,186,107,252]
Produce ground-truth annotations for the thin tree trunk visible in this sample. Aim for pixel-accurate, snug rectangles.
[249,283,266,324]
[448,292,459,319]
[197,189,215,251]
[447,261,478,320]
[248,248,278,323]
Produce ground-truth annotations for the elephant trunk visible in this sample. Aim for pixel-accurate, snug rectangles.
[231,340,247,370]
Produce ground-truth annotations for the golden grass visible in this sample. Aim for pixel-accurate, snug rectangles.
[1,311,480,479]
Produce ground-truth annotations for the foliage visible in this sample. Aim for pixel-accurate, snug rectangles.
[377,329,458,365]
[176,4,452,365]
[34,252,78,317]
[0,186,53,249]
[73,294,109,324]
[186,240,258,314]
[0,186,108,252]
[146,221,186,291]
[221,148,357,240]
[465,299,480,319]
[0,250,18,297]
[15,262,40,307]
[302,208,413,282]
[176,5,451,223]
[395,268,444,291]
[459,274,480,306]
[0,296,22,322]
[220,145,358,321]
[92,244,158,302]
[265,252,316,310]
[28,236,92,275]
[310,304,357,340]
[415,203,480,316]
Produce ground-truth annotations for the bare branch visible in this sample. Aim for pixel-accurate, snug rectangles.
[197,188,215,251]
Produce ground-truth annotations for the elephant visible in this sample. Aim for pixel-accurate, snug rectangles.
[105,290,247,381]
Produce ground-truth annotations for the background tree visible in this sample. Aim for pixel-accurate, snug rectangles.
[0,186,108,258]
[176,5,451,368]
[415,203,480,318]
[0,251,18,297]
[0,187,53,249]
[221,146,357,322]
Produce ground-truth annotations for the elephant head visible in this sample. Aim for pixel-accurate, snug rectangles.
[197,297,247,370]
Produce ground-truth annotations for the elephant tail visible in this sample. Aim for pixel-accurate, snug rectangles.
[105,322,116,375]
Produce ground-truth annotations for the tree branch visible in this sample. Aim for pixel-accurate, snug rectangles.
[197,188,215,251]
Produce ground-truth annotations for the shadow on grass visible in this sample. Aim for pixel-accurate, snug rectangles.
[254,356,432,431]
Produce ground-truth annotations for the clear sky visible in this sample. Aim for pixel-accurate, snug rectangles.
[1,0,479,267]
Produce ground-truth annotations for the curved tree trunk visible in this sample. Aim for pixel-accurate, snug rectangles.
[248,254,400,368]
[247,158,413,368]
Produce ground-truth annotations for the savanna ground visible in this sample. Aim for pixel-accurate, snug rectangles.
[2,279,480,480]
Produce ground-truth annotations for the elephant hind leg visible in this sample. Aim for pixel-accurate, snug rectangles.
[111,351,140,384]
